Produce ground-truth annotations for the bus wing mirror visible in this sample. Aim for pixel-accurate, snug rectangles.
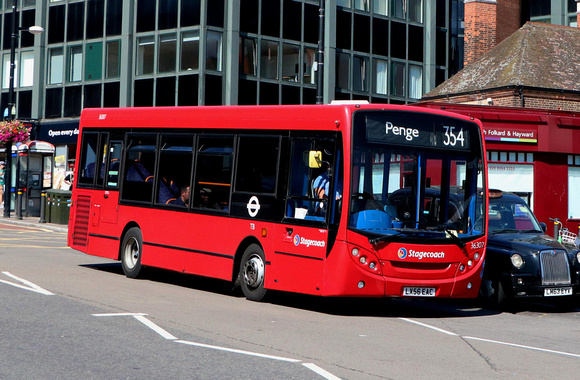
[308,151,322,168]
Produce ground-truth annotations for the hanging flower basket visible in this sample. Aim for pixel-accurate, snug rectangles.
[0,120,30,145]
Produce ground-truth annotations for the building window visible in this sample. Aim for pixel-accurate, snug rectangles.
[85,42,103,81]
[68,46,83,82]
[303,47,315,84]
[390,61,405,96]
[408,64,422,99]
[373,59,388,95]
[106,41,121,79]
[158,34,177,73]
[353,55,369,92]
[282,43,300,82]
[240,37,257,76]
[206,31,222,72]
[181,31,200,71]
[569,167,580,218]
[137,36,155,76]
[374,0,388,15]
[336,52,350,90]
[260,40,278,79]
[19,51,34,88]
[48,48,64,85]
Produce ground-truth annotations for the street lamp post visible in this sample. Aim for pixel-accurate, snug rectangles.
[3,0,43,218]
[315,0,325,105]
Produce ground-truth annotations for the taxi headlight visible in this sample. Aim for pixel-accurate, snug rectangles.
[576,252,580,264]
[510,254,524,269]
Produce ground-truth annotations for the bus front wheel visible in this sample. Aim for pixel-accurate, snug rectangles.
[239,244,267,301]
[121,227,143,279]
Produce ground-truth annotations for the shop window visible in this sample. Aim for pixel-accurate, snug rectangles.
[303,48,315,85]
[206,31,222,72]
[193,136,233,211]
[207,0,224,28]
[19,51,34,87]
[204,74,222,105]
[122,134,157,203]
[240,37,257,76]
[45,87,63,118]
[353,55,369,92]
[84,84,101,108]
[240,0,258,34]
[569,167,580,218]
[283,0,301,41]
[48,48,64,85]
[353,14,370,53]
[103,82,120,107]
[260,40,278,80]
[106,0,122,36]
[373,59,387,95]
[336,52,350,90]
[390,61,405,96]
[262,0,280,38]
[106,41,120,79]
[158,34,177,73]
[259,81,279,105]
[67,2,85,42]
[236,136,279,194]
[178,74,198,106]
[156,134,193,206]
[134,79,154,107]
[181,31,199,71]
[180,0,200,27]
[64,86,82,117]
[372,18,388,56]
[137,36,155,75]
[136,0,155,33]
[85,42,102,81]
[68,46,83,82]
[408,64,422,99]
[282,43,300,82]
[48,5,65,44]
[86,0,104,39]
[158,0,178,30]
[156,77,176,106]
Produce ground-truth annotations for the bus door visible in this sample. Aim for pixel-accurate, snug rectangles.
[271,136,340,295]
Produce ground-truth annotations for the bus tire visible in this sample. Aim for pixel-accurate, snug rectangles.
[239,244,267,301]
[121,227,144,279]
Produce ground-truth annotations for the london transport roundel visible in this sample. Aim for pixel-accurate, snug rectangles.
[397,247,408,259]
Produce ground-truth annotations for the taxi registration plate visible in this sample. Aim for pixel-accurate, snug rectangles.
[403,287,436,297]
[544,287,573,297]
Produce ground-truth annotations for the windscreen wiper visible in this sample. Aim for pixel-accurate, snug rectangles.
[436,225,466,249]
[369,232,403,245]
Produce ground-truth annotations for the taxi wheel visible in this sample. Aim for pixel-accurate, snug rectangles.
[239,244,267,302]
[121,227,144,279]
[491,278,509,307]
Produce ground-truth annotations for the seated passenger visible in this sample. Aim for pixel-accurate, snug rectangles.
[170,186,190,206]
[196,188,223,210]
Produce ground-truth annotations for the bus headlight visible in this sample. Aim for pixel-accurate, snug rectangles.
[352,248,359,256]
[510,254,524,269]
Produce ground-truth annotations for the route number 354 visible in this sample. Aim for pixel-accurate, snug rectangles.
[443,126,465,147]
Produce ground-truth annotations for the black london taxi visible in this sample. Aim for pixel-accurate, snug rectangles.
[479,190,580,305]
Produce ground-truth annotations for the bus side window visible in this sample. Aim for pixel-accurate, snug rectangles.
[193,136,233,211]
[78,132,99,186]
[156,135,194,206]
[121,134,157,203]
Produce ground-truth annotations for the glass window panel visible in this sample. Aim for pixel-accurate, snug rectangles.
[260,40,278,79]
[48,5,65,44]
[337,0,350,7]
[206,31,222,72]
[303,47,315,84]
[354,0,370,11]
[181,31,199,71]
[390,61,405,96]
[158,34,177,73]
[122,134,157,203]
[374,0,388,15]
[49,48,64,85]
[158,0,178,30]
[2,54,14,89]
[86,0,104,39]
[157,134,193,205]
[353,56,368,92]
[240,37,257,76]
[282,43,300,82]
[106,41,120,78]
[336,52,350,90]
[67,2,85,41]
[85,42,103,81]
[373,59,387,95]
[409,0,423,23]
[136,0,155,32]
[137,36,155,75]
[68,46,83,82]
[236,136,279,194]
[409,65,422,99]
[106,0,122,36]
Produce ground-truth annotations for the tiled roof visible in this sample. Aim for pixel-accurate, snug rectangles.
[424,22,580,98]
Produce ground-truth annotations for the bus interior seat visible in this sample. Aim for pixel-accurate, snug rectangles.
[126,161,151,182]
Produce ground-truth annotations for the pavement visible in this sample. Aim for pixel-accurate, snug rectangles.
[1,215,68,233]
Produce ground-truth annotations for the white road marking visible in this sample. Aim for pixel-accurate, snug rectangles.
[464,336,580,359]
[399,317,458,336]
[175,340,301,362]
[302,363,342,380]
[91,312,177,340]
[400,317,580,359]
[92,313,147,317]
[0,271,54,295]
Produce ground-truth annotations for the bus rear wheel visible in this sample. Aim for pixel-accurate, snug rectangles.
[239,244,267,301]
[121,227,143,279]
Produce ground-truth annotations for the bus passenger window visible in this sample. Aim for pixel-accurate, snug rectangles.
[156,135,194,206]
[235,136,280,194]
[193,136,233,211]
[121,134,157,203]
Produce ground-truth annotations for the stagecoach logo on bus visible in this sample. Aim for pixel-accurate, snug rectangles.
[293,235,325,248]
[397,247,445,260]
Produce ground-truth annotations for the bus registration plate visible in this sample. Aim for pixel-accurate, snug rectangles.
[403,287,436,297]
[544,287,572,297]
